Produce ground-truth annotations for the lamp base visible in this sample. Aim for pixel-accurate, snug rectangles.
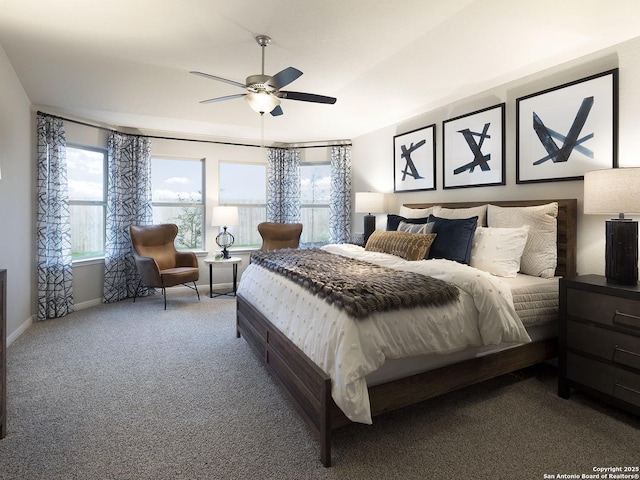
[605,219,638,285]
[216,227,234,260]
[363,214,376,246]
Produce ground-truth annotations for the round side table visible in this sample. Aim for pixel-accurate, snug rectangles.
[203,256,242,298]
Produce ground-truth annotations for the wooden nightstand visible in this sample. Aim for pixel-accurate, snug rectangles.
[559,275,640,415]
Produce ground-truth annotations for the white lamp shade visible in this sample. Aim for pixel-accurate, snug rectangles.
[211,205,239,227]
[584,168,640,215]
[245,92,281,114]
[355,192,384,214]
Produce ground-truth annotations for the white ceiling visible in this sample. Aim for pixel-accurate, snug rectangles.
[2,0,640,145]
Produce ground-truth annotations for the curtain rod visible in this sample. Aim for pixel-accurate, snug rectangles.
[37,110,352,150]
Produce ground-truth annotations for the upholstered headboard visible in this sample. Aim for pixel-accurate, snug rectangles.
[402,199,577,278]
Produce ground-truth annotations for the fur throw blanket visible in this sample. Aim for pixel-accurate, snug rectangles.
[250,248,459,318]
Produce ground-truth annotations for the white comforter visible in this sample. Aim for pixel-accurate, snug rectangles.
[237,244,530,424]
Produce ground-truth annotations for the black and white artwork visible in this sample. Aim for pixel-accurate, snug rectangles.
[516,69,618,183]
[442,103,505,189]
[393,124,436,192]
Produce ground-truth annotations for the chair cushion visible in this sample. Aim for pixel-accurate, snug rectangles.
[160,267,199,287]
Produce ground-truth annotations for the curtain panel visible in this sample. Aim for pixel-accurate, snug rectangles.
[103,132,153,303]
[329,145,352,244]
[36,113,74,320]
[267,148,301,223]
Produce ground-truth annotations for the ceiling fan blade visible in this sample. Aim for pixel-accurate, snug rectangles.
[190,71,246,89]
[266,67,303,90]
[199,93,247,104]
[279,91,337,104]
[270,105,284,117]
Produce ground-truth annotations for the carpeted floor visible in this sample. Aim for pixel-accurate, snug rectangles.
[1,292,638,479]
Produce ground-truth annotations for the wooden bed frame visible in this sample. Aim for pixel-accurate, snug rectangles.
[236,199,577,466]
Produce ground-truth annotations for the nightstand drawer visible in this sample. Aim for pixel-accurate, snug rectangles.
[567,353,640,408]
[567,321,640,371]
[566,289,640,331]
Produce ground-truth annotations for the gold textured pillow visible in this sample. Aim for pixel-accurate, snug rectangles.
[365,230,437,261]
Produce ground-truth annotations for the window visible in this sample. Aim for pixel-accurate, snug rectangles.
[67,145,107,260]
[151,157,205,250]
[300,163,331,247]
[219,162,266,248]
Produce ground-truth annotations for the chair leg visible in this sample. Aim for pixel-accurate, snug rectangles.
[194,282,200,301]
[162,286,167,310]
[133,279,143,303]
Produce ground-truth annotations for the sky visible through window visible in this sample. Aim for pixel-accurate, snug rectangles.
[219,162,266,204]
[67,147,104,201]
[300,164,331,204]
[152,158,202,203]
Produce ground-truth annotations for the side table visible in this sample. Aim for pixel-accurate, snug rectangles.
[204,256,242,298]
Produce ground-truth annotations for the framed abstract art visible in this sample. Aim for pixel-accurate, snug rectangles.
[516,69,618,183]
[442,103,505,189]
[393,124,436,192]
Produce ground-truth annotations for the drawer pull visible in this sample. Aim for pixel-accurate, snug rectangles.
[613,345,640,361]
[614,382,640,397]
[613,310,640,330]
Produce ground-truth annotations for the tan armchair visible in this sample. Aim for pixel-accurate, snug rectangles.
[129,224,200,309]
[257,222,303,250]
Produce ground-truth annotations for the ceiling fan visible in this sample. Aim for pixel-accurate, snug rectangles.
[190,35,337,117]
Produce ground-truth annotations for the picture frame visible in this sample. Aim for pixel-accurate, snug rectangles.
[393,124,436,192]
[516,69,618,184]
[442,103,505,189]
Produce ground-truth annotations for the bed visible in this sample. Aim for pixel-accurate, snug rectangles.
[236,199,577,466]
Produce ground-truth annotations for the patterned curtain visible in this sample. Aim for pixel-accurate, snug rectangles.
[329,145,352,243]
[103,132,153,303]
[267,147,301,223]
[36,114,74,320]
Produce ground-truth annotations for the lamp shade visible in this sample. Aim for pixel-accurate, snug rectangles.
[584,168,640,216]
[211,206,239,227]
[245,92,281,114]
[355,192,384,214]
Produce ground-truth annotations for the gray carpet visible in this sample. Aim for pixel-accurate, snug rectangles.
[1,291,638,479]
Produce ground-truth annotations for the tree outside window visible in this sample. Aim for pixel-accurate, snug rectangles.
[151,157,205,250]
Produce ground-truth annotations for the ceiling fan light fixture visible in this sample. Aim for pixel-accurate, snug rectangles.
[245,92,280,114]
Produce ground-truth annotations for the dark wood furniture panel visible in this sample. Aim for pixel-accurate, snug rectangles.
[559,275,640,415]
[238,199,577,466]
[1,269,6,439]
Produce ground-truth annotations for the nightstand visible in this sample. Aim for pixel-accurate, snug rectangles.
[559,275,640,415]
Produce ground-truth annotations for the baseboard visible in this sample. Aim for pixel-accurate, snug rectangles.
[7,315,33,347]
[75,298,104,310]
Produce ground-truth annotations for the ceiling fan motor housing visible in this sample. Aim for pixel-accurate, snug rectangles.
[246,74,276,93]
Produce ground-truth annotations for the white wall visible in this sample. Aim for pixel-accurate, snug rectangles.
[0,44,34,342]
[352,35,640,277]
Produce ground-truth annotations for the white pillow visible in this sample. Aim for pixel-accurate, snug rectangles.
[487,202,558,278]
[433,205,488,227]
[470,226,530,277]
[399,205,437,219]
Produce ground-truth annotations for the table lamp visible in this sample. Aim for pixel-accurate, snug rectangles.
[355,192,384,245]
[584,168,640,285]
[212,205,239,259]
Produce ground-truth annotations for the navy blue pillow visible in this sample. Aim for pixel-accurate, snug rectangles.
[386,214,430,231]
[426,215,478,264]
